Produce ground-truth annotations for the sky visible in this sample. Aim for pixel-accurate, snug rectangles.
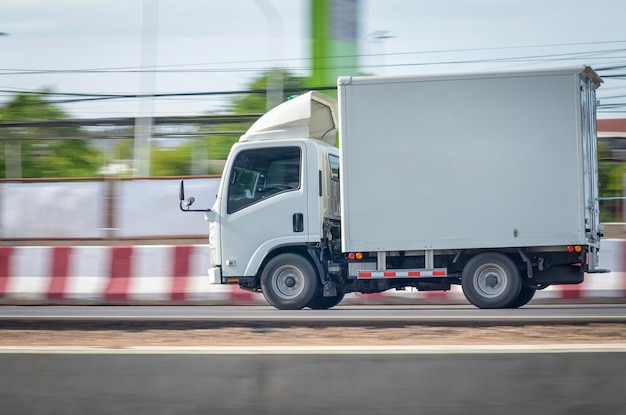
[1,0,625,120]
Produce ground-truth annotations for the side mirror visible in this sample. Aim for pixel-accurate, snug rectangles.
[179,179,212,213]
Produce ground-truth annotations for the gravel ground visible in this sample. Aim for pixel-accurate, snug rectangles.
[1,323,625,347]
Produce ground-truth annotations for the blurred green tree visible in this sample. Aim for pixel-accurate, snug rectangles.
[0,72,310,178]
[150,69,307,176]
[598,140,626,222]
[0,91,101,178]
[151,144,195,176]
[230,69,307,115]
[200,69,308,175]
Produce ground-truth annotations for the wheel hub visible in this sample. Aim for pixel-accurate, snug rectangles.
[475,265,508,298]
[485,274,499,288]
[272,265,306,299]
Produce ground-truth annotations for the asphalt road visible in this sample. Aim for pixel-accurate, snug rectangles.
[1,304,626,323]
[2,304,626,414]
[1,348,625,415]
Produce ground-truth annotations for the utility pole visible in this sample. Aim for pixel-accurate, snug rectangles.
[133,0,159,177]
[368,30,395,75]
[254,0,283,110]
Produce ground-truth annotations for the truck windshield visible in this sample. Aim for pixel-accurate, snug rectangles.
[227,146,301,213]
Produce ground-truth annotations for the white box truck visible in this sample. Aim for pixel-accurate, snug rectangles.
[180,66,606,309]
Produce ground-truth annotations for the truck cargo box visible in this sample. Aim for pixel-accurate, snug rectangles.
[338,66,601,252]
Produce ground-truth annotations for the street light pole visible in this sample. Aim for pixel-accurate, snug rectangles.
[368,30,395,75]
[254,0,283,110]
[133,0,159,177]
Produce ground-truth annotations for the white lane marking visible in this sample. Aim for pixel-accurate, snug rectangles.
[0,344,625,355]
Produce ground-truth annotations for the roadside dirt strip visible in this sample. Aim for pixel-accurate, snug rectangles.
[1,321,625,347]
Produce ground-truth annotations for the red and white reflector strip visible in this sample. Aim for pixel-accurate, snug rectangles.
[358,269,447,279]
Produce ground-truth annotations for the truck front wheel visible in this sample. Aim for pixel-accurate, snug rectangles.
[260,253,318,310]
[462,253,522,309]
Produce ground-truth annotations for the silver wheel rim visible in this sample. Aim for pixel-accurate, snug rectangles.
[271,265,306,299]
[473,263,508,298]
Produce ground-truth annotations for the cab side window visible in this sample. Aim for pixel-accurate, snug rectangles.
[227,146,301,213]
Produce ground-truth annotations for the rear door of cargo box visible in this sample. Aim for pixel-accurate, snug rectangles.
[580,72,601,247]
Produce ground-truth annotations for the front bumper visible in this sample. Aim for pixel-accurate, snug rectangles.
[208,267,222,284]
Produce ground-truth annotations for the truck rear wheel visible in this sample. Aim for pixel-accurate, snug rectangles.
[506,285,536,308]
[260,253,318,310]
[462,253,522,309]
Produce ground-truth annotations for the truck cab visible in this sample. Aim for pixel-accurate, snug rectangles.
[203,91,343,309]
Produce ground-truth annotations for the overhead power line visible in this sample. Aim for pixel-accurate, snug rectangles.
[0,114,262,129]
[0,86,338,106]
[1,40,626,76]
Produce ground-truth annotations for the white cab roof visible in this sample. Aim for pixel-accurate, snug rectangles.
[240,91,338,146]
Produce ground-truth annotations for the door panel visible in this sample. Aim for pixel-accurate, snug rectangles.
[219,145,309,277]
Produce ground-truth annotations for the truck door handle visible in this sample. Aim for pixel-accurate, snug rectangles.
[293,213,304,232]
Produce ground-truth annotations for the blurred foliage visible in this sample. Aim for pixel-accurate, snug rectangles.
[0,90,101,178]
[230,69,307,115]
[112,139,133,160]
[1,90,67,120]
[192,69,307,175]
[146,69,307,176]
[206,135,239,163]
[599,141,618,196]
[151,144,194,176]
[24,140,100,178]
[0,71,308,178]
[598,140,626,222]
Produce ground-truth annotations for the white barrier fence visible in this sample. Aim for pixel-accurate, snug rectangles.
[0,177,220,239]
[1,241,624,305]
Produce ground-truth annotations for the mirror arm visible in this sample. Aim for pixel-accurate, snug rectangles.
[179,201,211,213]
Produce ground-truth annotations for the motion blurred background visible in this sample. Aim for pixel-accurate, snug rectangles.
[1,0,626,243]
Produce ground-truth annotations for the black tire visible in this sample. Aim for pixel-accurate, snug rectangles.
[260,253,319,310]
[462,253,522,309]
[307,292,345,310]
[506,285,536,308]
